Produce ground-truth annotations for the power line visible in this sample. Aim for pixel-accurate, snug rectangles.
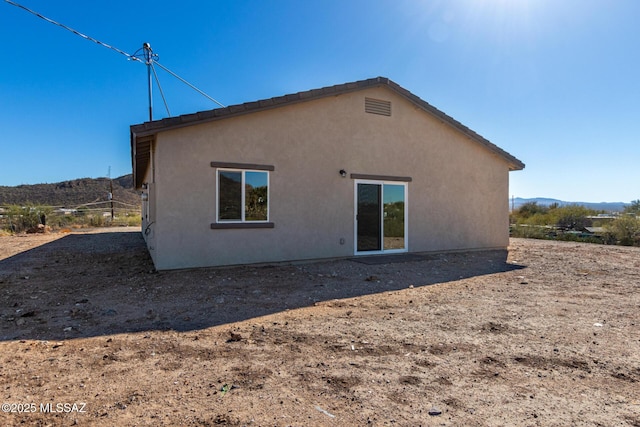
[150,63,171,117]
[4,0,225,114]
[154,61,226,108]
[4,0,139,62]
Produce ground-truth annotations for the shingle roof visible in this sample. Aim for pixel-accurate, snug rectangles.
[131,77,524,187]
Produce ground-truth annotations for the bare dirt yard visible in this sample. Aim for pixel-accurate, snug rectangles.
[0,228,638,426]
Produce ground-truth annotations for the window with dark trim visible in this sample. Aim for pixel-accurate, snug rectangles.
[211,163,274,229]
[217,168,269,222]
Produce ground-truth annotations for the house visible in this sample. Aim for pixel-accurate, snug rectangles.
[130,77,524,270]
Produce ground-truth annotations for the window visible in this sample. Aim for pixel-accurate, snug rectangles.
[217,169,269,223]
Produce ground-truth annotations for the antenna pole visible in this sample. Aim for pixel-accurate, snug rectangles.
[143,43,153,121]
[108,166,114,221]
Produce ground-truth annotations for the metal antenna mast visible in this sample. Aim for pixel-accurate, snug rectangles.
[133,43,158,121]
[145,44,153,122]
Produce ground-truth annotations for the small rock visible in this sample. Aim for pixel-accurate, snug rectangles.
[314,405,335,418]
[226,331,243,342]
[428,407,442,416]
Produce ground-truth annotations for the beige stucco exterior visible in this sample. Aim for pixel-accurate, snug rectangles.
[132,79,523,270]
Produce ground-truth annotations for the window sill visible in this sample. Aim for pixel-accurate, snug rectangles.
[211,222,275,229]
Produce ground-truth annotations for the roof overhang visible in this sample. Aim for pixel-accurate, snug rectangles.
[130,132,154,189]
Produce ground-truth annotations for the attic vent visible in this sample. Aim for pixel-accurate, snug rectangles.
[365,97,391,116]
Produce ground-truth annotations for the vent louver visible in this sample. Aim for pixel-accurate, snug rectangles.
[365,97,391,116]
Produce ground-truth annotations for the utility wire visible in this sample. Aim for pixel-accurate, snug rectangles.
[5,0,225,111]
[150,63,171,117]
[154,61,226,108]
[4,0,139,62]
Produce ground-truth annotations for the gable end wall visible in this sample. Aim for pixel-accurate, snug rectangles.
[150,86,510,269]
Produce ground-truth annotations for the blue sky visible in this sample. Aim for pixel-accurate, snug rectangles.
[1,0,639,203]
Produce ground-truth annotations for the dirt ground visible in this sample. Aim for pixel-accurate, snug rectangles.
[0,228,638,426]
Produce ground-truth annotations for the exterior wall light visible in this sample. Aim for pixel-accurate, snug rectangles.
[339,169,347,177]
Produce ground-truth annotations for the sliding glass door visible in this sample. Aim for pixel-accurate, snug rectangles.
[355,181,407,254]
[357,183,382,251]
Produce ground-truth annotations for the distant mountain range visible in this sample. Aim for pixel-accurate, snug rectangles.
[511,197,628,212]
[0,175,140,207]
[0,178,629,213]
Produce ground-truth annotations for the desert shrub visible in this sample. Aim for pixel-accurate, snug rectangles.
[2,204,51,233]
[553,205,594,230]
[513,202,548,220]
[89,215,105,227]
[604,215,640,246]
[512,203,598,230]
[510,225,553,239]
[111,213,142,227]
[47,213,76,229]
[1,205,141,231]
[555,232,602,244]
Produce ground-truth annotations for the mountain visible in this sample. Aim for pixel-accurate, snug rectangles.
[511,197,628,212]
[2,178,630,213]
[0,175,140,207]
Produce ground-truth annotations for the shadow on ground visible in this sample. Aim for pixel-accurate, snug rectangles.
[0,231,524,341]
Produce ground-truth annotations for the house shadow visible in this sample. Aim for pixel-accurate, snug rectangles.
[0,231,525,341]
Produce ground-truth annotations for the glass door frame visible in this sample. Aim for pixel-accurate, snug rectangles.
[354,179,408,255]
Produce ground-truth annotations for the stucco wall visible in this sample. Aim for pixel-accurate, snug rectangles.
[149,86,511,269]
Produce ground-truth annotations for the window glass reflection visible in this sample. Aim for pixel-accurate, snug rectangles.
[383,184,405,250]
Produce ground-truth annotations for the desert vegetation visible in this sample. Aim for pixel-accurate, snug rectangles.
[0,175,141,234]
[0,203,140,234]
[510,200,640,246]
